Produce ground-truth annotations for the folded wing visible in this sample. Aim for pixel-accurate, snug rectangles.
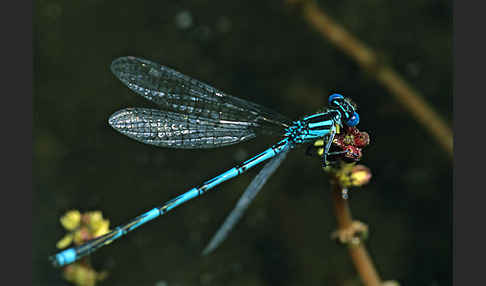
[111,56,291,137]
[109,108,260,149]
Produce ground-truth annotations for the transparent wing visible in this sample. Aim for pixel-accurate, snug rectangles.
[111,56,292,136]
[201,149,289,255]
[109,108,259,149]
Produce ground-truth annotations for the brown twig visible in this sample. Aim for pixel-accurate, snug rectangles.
[288,0,453,158]
[331,182,382,286]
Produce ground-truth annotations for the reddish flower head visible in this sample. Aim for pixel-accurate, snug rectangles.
[329,126,370,163]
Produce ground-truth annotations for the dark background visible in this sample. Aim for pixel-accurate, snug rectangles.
[34,0,452,285]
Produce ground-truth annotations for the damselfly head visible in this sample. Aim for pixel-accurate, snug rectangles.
[328,94,359,127]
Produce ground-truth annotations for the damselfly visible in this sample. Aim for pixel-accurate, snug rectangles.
[50,56,361,267]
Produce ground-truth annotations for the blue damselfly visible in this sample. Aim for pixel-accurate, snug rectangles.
[50,56,361,267]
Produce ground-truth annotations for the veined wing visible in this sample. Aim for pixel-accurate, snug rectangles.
[109,108,259,149]
[110,56,292,135]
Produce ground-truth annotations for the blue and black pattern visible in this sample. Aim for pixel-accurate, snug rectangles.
[50,57,360,267]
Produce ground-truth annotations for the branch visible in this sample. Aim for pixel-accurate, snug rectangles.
[331,182,382,286]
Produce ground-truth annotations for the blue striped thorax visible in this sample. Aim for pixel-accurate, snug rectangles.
[285,94,359,144]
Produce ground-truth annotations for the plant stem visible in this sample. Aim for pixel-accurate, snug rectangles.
[331,182,382,286]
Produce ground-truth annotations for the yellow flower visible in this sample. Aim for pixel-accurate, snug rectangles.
[55,209,111,258]
[86,211,103,225]
[86,211,110,238]
[350,165,372,186]
[92,219,110,238]
[56,234,73,249]
[330,163,372,189]
[60,210,81,231]
[63,264,108,286]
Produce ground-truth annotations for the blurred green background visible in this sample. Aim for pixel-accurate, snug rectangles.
[34,0,452,285]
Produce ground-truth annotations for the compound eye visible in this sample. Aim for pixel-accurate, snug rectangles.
[328,93,344,104]
[346,112,360,126]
